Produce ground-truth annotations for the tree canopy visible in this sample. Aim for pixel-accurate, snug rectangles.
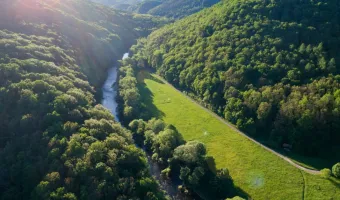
[131,0,340,157]
[0,0,167,199]
[129,0,220,19]
[128,119,236,199]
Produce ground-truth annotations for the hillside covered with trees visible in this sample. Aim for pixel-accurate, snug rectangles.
[91,0,142,10]
[92,0,220,19]
[129,0,220,19]
[0,0,167,199]
[129,0,340,158]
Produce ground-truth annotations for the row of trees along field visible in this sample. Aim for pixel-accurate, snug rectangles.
[117,41,245,200]
[127,0,340,158]
[0,0,168,199]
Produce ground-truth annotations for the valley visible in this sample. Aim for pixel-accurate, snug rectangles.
[1,0,340,199]
[136,71,340,200]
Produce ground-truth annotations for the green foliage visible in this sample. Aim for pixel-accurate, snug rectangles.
[128,119,235,199]
[130,1,163,14]
[226,197,245,200]
[118,62,141,123]
[320,168,332,179]
[136,72,340,199]
[0,0,165,89]
[0,0,166,199]
[130,118,184,165]
[130,0,220,19]
[134,0,340,157]
[92,0,140,9]
[332,163,340,178]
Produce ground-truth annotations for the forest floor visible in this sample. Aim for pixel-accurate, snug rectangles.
[137,71,340,200]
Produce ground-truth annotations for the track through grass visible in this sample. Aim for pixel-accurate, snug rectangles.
[137,71,340,200]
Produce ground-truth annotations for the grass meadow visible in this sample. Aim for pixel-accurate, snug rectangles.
[137,71,340,200]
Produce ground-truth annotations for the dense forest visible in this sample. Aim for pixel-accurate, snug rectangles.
[126,0,340,158]
[93,0,220,19]
[2,0,340,199]
[91,0,142,10]
[127,0,220,19]
[0,0,167,199]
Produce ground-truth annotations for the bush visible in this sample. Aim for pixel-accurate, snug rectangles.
[320,168,331,179]
[332,163,340,178]
[161,167,171,177]
[226,197,245,200]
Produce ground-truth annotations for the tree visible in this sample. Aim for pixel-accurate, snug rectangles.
[332,163,340,178]
[151,128,184,164]
[257,102,272,120]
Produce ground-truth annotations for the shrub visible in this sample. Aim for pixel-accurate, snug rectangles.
[320,168,331,179]
[332,163,340,178]
[226,196,245,200]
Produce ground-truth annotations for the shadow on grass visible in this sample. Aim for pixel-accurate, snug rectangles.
[285,151,338,170]
[329,177,340,189]
[138,81,165,121]
[149,74,165,84]
[234,186,251,200]
[137,70,166,120]
[138,70,164,84]
[201,156,251,200]
[269,145,340,170]
[246,134,337,171]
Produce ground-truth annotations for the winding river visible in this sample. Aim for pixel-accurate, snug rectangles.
[101,53,129,122]
[101,53,189,199]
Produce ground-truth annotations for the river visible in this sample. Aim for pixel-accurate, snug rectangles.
[101,53,191,199]
[101,53,129,122]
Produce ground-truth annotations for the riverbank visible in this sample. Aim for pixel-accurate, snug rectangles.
[100,53,191,200]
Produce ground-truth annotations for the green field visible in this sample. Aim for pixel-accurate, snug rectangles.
[137,71,340,200]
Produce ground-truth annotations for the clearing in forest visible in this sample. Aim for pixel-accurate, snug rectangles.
[137,71,340,200]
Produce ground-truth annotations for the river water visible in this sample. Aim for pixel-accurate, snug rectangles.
[101,53,128,122]
[101,53,190,199]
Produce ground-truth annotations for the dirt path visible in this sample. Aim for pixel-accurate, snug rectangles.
[156,75,320,175]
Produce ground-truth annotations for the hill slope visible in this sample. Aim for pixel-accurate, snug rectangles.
[91,0,142,10]
[129,0,220,19]
[0,0,166,199]
[93,0,220,19]
[138,0,340,157]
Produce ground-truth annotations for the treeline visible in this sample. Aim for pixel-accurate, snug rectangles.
[91,0,140,10]
[128,0,340,157]
[129,119,240,199]
[127,0,220,19]
[117,58,141,123]
[0,0,167,199]
[117,43,244,199]
[117,40,148,124]
[0,0,167,91]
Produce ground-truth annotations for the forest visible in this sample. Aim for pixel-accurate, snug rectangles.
[128,0,220,19]
[2,0,340,199]
[92,0,221,19]
[91,0,142,10]
[127,0,340,158]
[0,0,167,199]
